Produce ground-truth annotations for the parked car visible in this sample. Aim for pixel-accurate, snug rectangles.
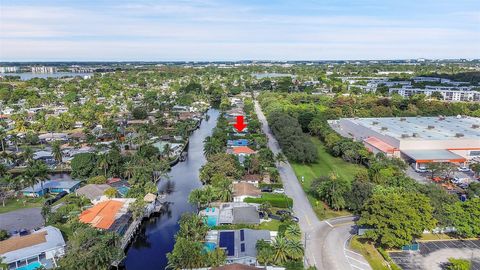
[458,166,470,172]
[55,191,68,200]
[276,210,291,216]
[273,188,285,194]
[290,216,299,223]
[44,191,68,206]
[415,166,428,173]
[261,187,272,193]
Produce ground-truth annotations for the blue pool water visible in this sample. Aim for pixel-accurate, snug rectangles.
[205,215,218,227]
[204,242,217,252]
[17,262,42,270]
[117,186,130,197]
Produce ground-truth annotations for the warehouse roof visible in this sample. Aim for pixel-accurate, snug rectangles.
[344,116,480,140]
[402,149,467,163]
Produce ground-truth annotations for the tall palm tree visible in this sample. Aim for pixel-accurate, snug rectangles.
[257,245,275,267]
[51,141,63,169]
[0,128,6,152]
[26,160,50,196]
[215,179,233,202]
[203,137,221,158]
[162,143,172,158]
[10,134,19,152]
[123,160,135,180]
[188,188,205,210]
[97,153,109,176]
[22,146,34,165]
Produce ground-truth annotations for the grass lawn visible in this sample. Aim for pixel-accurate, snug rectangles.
[0,197,45,214]
[350,236,389,270]
[290,137,366,220]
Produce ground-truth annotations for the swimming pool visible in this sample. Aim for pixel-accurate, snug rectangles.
[17,262,42,270]
[204,215,218,227]
[204,242,217,252]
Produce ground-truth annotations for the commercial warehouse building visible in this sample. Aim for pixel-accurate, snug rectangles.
[329,116,480,169]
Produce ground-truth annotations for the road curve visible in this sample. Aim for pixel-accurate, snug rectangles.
[254,100,371,270]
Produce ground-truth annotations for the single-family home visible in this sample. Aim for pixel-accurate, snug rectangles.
[0,226,66,270]
[22,180,82,197]
[227,139,249,147]
[79,198,135,235]
[206,229,273,265]
[75,184,111,204]
[233,183,261,202]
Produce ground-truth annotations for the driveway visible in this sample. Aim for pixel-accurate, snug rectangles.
[255,101,371,270]
[0,207,44,233]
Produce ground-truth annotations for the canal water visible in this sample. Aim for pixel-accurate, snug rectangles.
[123,109,219,270]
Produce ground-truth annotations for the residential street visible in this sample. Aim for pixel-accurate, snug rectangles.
[254,101,372,270]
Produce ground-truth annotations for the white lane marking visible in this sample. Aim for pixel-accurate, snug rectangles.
[325,220,333,228]
[345,248,364,256]
[346,255,370,266]
[351,264,366,270]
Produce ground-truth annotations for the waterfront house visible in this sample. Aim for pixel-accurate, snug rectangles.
[79,198,135,235]
[75,184,111,204]
[229,146,256,156]
[233,183,261,202]
[205,229,273,266]
[22,180,82,197]
[0,226,66,270]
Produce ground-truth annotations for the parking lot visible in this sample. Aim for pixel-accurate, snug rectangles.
[390,240,480,270]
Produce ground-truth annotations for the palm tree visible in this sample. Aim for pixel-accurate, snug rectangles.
[26,160,50,196]
[162,143,172,158]
[97,153,109,176]
[10,134,20,152]
[214,179,233,202]
[285,239,304,260]
[0,128,6,152]
[284,224,302,241]
[203,137,221,158]
[188,188,205,210]
[123,160,135,180]
[471,162,480,178]
[257,245,275,267]
[22,146,34,165]
[272,236,289,264]
[51,141,63,169]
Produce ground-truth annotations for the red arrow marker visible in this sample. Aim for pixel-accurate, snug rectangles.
[233,116,247,132]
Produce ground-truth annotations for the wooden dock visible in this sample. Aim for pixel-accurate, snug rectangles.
[111,198,166,268]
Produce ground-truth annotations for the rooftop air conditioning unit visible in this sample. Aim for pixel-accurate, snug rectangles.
[401,134,410,138]
[412,133,420,137]
[472,124,479,129]
[400,117,406,121]
[455,133,464,138]
[381,127,388,131]
[427,125,435,129]
[372,121,379,125]
[438,115,445,120]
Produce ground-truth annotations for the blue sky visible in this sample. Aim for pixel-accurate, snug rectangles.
[0,0,479,61]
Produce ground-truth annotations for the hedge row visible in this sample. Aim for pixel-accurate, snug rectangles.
[244,195,293,208]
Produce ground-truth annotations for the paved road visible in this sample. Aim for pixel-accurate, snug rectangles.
[0,207,44,233]
[255,101,371,270]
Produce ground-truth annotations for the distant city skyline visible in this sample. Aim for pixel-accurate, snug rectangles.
[1,0,479,61]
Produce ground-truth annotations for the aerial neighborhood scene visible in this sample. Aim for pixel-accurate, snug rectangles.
[0,1,479,270]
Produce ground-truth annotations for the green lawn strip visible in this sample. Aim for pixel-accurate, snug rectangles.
[350,236,389,270]
[0,197,45,214]
[290,137,365,220]
[212,219,283,231]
